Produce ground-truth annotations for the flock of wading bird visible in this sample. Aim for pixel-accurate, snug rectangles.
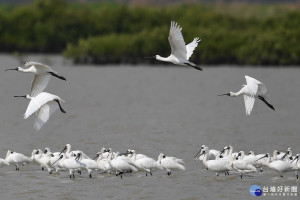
[194,145,300,179]
[1,21,284,180]
[1,144,185,178]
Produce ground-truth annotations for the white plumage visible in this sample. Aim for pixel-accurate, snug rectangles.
[146,21,202,71]
[5,61,66,97]
[16,92,66,130]
[219,75,275,115]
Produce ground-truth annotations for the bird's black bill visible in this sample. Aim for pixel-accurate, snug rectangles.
[290,156,299,164]
[218,93,230,96]
[14,95,26,98]
[220,148,227,154]
[280,153,287,160]
[256,154,268,161]
[93,154,99,160]
[4,68,18,71]
[258,96,275,111]
[194,148,203,159]
[52,156,63,165]
[75,153,81,160]
[144,56,156,59]
[59,146,67,155]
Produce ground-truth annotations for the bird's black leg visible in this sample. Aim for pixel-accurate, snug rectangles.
[258,96,275,110]
[55,100,66,113]
[184,62,203,71]
[48,72,66,81]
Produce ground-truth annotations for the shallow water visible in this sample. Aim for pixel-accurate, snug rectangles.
[0,54,299,199]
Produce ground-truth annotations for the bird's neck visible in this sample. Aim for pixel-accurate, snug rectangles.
[18,67,31,73]
[5,150,11,159]
[203,154,208,164]
[131,152,137,161]
[156,55,170,62]
[230,91,242,97]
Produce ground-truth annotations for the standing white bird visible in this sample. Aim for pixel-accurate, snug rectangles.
[5,150,32,170]
[200,149,231,176]
[129,150,161,176]
[107,152,138,178]
[230,154,257,179]
[0,158,9,167]
[77,153,107,178]
[145,21,202,71]
[218,75,275,115]
[59,144,91,159]
[53,153,86,179]
[194,145,219,161]
[257,153,297,178]
[14,92,66,130]
[290,154,300,179]
[158,153,185,175]
[5,61,66,97]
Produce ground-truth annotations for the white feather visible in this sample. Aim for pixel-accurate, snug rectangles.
[34,101,59,131]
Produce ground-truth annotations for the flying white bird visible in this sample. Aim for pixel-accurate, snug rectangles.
[218,75,275,115]
[145,21,202,71]
[5,61,66,97]
[14,92,66,130]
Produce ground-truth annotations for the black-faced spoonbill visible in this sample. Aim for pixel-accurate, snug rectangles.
[128,150,162,176]
[5,61,66,97]
[53,153,86,179]
[199,149,231,176]
[145,21,202,71]
[157,153,185,176]
[218,75,275,115]
[5,150,32,170]
[230,154,257,179]
[290,154,300,179]
[14,92,66,131]
[59,144,91,159]
[77,153,107,178]
[107,151,138,178]
[257,153,298,178]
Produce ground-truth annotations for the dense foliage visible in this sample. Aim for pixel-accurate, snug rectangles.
[0,0,299,65]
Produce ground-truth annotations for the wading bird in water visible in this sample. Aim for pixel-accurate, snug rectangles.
[145,21,202,71]
[218,75,275,115]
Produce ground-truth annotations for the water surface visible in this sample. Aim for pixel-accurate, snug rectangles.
[0,55,299,199]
